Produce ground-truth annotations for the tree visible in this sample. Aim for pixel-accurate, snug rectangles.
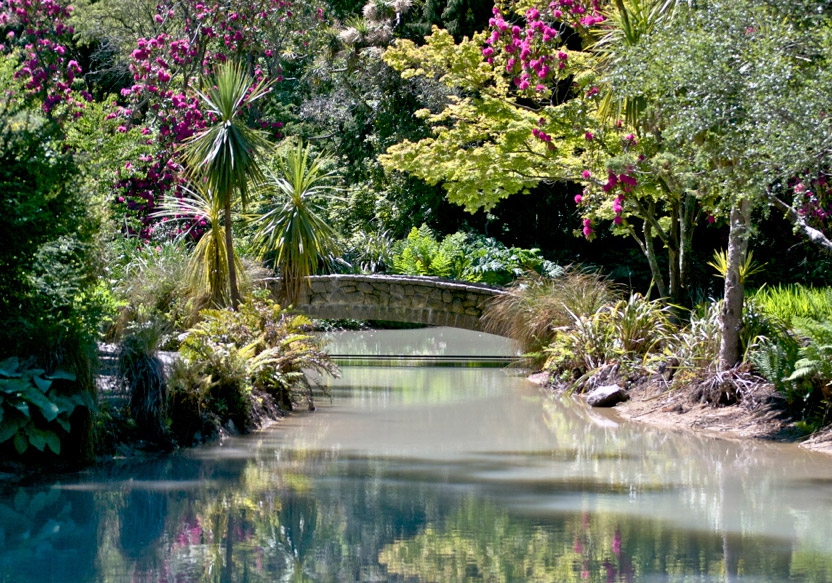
[609,0,832,368]
[253,142,342,305]
[379,3,711,304]
[181,62,272,309]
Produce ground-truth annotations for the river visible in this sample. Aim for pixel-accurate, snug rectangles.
[1,327,832,582]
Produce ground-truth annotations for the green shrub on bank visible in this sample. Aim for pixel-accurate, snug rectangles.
[543,294,676,379]
[168,296,338,444]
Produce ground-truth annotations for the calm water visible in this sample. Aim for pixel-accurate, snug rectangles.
[2,327,832,582]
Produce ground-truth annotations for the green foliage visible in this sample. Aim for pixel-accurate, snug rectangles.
[465,236,562,286]
[707,250,766,285]
[749,285,832,326]
[749,335,800,396]
[0,54,103,354]
[666,301,723,381]
[182,62,273,308]
[154,185,249,311]
[106,237,190,343]
[0,357,94,456]
[172,296,338,442]
[544,294,676,378]
[340,230,395,274]
[252,141,343,304]
[390,225,559,285]
[783,318,832,409]
[392,225,464,278]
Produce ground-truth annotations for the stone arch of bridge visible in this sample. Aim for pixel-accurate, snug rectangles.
[275,275,506,333]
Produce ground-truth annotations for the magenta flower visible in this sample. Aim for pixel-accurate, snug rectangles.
[584,131,594,141]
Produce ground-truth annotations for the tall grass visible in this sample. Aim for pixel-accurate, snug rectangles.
[749,284,832,325]
[481,268,620,355]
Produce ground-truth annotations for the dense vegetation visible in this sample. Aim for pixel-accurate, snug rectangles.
[2,0,832,463]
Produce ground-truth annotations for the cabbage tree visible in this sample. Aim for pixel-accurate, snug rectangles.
[253,142,342,305]
[181,62,272,309]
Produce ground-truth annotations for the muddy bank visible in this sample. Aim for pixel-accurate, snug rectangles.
[529,371,832,456]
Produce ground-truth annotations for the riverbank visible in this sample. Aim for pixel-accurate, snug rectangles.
[530,370,832,456]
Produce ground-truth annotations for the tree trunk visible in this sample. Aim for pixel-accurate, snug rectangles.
[718,198,751,370]
[224,199,241,310]
[678,193,697,305]
[643,220,668,298]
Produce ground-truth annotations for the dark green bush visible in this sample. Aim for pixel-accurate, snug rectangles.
[0,357,95,457]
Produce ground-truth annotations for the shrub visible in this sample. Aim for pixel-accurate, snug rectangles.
[169,296,338,443]
[543,294,677,380]
[0,357,95,457]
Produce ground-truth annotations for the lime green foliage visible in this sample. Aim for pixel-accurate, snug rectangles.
[380,28,585,212]
[707,250,766,285]
[253,141,342,305]
[749,285,832,326]
[0,357,95,456]
[392,226,468,279]
[172,296,338,441]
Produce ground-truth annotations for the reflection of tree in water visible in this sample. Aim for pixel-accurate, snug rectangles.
[119,488,168,564]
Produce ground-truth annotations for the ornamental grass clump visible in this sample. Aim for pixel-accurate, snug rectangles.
[543,294,677,382]
[481,268,619,356]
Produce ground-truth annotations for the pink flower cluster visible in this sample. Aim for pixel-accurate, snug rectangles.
[794,174,832,227]
[485,5,563,93]
[1,0,90,114]
[111,0,325,239]
[549,0,606,29]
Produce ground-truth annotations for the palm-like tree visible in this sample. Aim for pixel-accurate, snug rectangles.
[181,62,272,309]
[155,184,247,308]
[253,142,342,305]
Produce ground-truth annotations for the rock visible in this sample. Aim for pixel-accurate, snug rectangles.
[585,384,629,407]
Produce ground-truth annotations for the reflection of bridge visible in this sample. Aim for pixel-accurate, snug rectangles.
[291,275,505,332]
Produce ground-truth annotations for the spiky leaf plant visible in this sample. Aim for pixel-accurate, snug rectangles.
[252,142,342,305]
[181,62,273,308]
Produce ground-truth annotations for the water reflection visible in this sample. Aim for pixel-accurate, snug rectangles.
[2,329,832,582]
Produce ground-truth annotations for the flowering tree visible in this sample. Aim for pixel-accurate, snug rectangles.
[69,0,326,239]
[1,0,90,114]
[609,0,832,368]
[381,1,709,303]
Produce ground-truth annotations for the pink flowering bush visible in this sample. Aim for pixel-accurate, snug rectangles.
[1,0,90,115]
[106,0,325,240]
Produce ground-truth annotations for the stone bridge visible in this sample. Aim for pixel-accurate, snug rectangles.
[289,275,505,332]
